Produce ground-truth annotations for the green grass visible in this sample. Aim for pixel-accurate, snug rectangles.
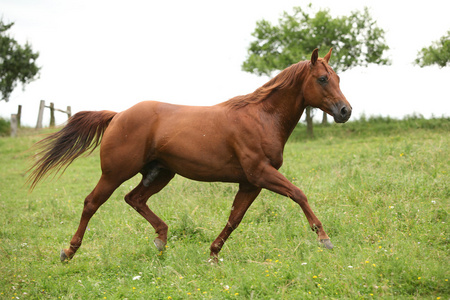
[0,118,448,299]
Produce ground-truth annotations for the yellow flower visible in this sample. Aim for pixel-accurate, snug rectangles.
[168,297,172,300]
[418,277,421,280]
[235,293,239,296]
[313,275,318,279]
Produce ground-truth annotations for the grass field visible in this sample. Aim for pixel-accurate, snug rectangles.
[0,117,448,299]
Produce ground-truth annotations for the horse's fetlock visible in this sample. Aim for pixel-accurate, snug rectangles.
[156,223,168,235]
[210,242,222,254]
[311,223,322,233]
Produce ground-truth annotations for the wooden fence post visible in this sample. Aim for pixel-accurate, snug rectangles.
[17,105,22,128]
[36,100,45,129]
[10,114,17,137]
[35,101,71,128]
[49,102,55,127]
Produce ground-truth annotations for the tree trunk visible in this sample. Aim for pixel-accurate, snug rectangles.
[306,106,314,138]
[322,111,328,125]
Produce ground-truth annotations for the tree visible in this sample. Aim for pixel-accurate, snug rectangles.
[415,30,450,68]
[242,5,390,136]
[0,20,40,102]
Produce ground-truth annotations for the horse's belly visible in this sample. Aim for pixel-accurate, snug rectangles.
[158,152,247,184]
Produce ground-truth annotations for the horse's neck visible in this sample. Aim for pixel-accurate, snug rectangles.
[261,88,306,143]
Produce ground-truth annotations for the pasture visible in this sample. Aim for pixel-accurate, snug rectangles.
[0,117,448,299]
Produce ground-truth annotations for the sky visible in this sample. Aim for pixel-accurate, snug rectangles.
[1,0,450,127]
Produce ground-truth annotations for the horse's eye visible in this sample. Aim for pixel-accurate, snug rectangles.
[318,76,328,84]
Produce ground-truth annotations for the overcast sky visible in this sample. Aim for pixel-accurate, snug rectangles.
[1,0,450,126]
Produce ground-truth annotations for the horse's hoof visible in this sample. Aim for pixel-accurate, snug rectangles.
[153,238,166,252]
[60,249,70,262]
[207,257,218,264]
[320,239,334,249]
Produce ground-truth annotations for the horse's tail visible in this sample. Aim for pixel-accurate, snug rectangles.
[27,110,117,190]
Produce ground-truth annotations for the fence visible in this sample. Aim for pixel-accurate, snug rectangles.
[35,100,72,129]
[9,105,21,138]
[10,101,71,137]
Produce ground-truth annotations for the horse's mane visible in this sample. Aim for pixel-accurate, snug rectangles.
[220,60,310,109]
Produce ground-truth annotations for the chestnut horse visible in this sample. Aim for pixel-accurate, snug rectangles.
[28,48,351,262]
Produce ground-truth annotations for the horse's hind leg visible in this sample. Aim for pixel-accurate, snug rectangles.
[124,168,175,251]
[60,175,119,262]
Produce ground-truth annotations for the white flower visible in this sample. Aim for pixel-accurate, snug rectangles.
[431,200,436,204]
[133,276,141,280]
[348,266,353,268]
[301,262,307,265]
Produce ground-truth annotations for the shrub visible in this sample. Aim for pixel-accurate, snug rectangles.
[0,118,10,136]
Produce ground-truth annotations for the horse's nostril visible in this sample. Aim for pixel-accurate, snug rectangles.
[340,106,348,116]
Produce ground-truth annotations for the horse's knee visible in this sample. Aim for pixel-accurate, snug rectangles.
[290,188,307,204]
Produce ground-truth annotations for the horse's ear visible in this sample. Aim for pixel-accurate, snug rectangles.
[311,48,319,66]
[324,48,333,63]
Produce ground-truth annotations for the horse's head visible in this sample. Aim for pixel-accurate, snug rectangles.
[303,48,352,123]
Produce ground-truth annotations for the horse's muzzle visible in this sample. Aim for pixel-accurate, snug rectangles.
[333,102,352,123]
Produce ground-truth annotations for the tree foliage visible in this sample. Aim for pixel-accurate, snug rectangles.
[242,5,390,136]
[242,5,390,76]
[415,30,450,68]
[0,20,40,102]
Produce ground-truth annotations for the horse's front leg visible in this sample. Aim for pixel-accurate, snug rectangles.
[210,183,261,261]
[250,165,333,249]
